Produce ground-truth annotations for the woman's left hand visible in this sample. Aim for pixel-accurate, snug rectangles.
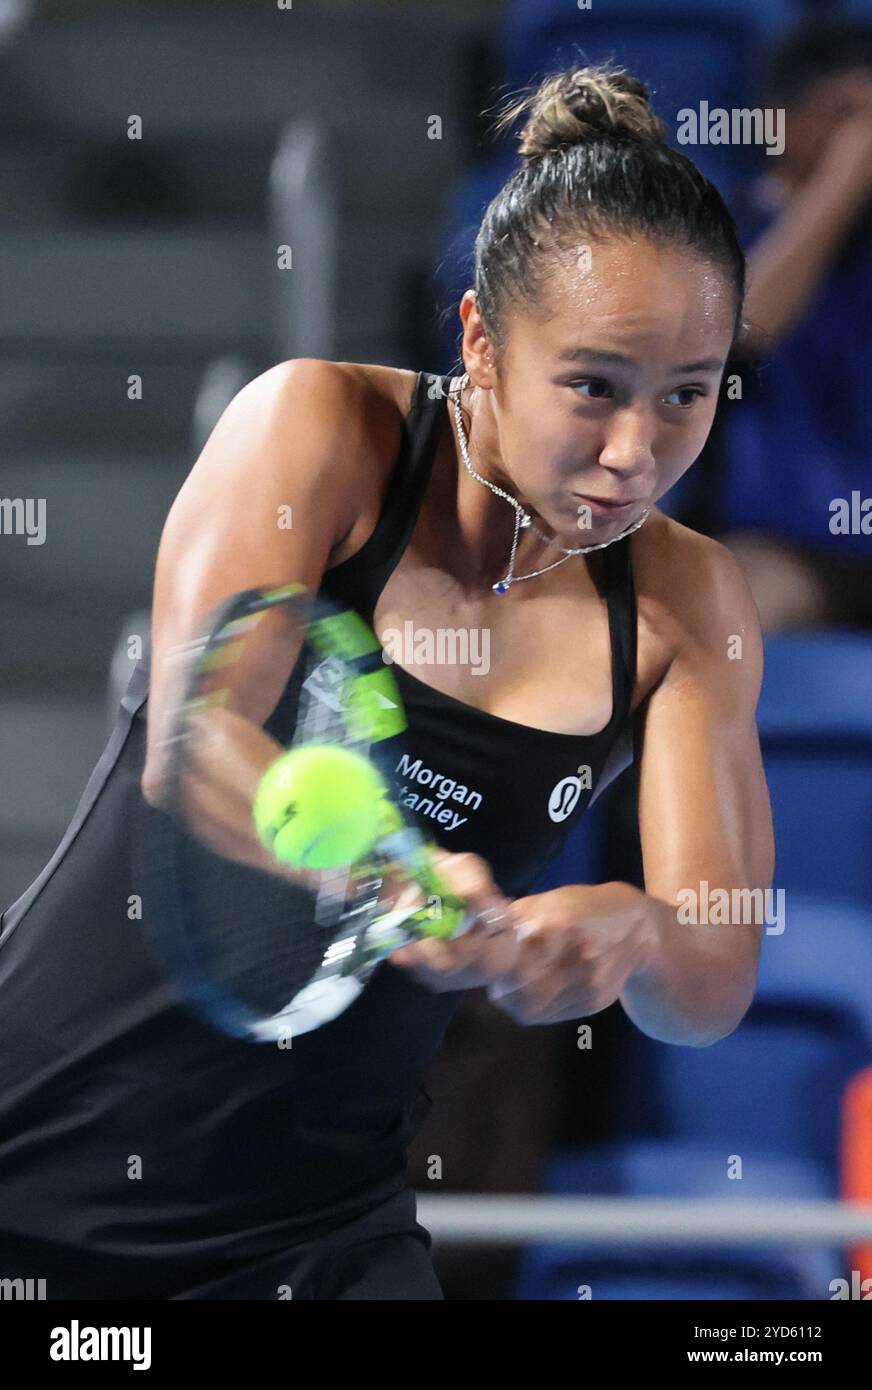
[391,873,653,1026]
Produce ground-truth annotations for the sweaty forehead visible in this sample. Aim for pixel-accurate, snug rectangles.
[525,238,734,353]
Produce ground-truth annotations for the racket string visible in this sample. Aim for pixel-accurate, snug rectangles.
[145,586,451,1039]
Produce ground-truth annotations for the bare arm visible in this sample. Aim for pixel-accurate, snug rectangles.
[388,529,775,1031]
[140,358,392,880]
[619,535,775,1045]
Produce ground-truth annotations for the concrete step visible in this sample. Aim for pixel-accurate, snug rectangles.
[0,450,187,601]
[0,360,207,454]
[0,133,274,230]
[2,12,468,141]
[0,225,270,355]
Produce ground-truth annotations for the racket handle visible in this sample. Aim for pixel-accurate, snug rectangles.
[373,800,507,940]
[399,836,507,940]
[412,856,472,939]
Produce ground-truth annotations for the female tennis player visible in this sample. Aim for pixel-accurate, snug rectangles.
[0,63,773,1299]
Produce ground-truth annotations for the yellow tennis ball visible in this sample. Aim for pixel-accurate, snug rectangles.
[253,745,388,869]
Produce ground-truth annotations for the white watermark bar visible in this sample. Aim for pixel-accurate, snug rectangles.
[416,1196,872,1245]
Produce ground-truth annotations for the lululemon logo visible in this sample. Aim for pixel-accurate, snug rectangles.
[548,774,583,823]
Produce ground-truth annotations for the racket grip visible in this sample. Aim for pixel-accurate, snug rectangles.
[410,846,518,941]
[374,802,506,940]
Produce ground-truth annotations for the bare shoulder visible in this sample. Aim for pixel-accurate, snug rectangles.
[287,358,415,410]
[265,356,409,457]
[269,359,416,565]
[338,360,418,416]
[630,507,763,691]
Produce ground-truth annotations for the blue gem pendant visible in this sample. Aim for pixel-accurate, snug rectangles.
[492,510,530,593]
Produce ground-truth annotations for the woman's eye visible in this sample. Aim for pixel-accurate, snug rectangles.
[665,387,705,408]
[571,381,706,408]
[573,379,612,400]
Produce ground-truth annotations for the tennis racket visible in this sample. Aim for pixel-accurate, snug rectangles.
[134,582,477,1043]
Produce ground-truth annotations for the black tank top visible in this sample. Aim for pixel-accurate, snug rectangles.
[0,368,639,1278]
[322,370,639,895]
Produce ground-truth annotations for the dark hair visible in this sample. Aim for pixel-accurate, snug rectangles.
[762,18,872,106]
[457,62,746,371]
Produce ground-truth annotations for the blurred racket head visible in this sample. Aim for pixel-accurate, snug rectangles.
[134,584,470,1043]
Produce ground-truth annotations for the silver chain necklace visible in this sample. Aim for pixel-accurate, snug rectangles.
[448,371,649,594]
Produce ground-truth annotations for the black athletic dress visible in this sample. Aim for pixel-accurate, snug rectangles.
[0,370,639,1299]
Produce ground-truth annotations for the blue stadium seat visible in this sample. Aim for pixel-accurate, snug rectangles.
[503,0,799,80]
[757,631,872,905]
[500,0,798,188]
[614,896,872,1182]
[758,631,872,742]
[516,1139,842,1300]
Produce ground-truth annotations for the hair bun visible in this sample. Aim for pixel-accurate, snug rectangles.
[495,62,666,162]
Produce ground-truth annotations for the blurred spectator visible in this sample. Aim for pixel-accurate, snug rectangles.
[717,18,872,630]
